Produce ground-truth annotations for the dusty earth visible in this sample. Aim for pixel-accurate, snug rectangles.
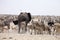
[0,33,60,40]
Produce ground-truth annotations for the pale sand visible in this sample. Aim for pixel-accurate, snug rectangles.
[0,33,60,40]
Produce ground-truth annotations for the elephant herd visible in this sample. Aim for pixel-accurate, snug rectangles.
[0,12,59,35]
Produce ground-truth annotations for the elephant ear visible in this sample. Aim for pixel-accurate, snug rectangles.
[13,20,18,25]
[27,13,31,21]
[48,22,54,26]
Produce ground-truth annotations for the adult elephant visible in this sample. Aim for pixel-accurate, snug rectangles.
[13,12,31,33]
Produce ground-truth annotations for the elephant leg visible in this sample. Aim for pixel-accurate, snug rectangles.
[18,23,21,33]
[18,28,19,33]
[8,25,10,29]
[1,27,3,33]
[25,22,27,32]
[48,28,51,35]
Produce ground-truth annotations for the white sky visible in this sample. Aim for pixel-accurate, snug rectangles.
[0,0,60,16]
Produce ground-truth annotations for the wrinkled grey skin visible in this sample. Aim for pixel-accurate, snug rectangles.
[13,12,31,33]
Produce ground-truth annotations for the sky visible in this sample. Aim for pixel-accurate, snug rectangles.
[0,0,60,16]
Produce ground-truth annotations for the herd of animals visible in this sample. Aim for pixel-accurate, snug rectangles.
[0,12,60,35]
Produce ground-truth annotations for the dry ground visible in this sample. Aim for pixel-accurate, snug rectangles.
[0,15,60,40]
[0,33,60,40]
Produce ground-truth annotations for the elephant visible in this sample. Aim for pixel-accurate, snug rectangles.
[13,12,31,33]
[48,21,55,35]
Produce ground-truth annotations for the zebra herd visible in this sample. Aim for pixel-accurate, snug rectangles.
[0,12,60,35]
